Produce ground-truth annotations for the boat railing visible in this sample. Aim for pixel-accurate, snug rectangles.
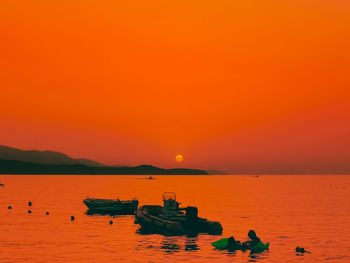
[85,196,138,202]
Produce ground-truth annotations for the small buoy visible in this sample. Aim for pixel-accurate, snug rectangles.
[46,211,49,215]
[71,216,75,221]
[8,205,12,209]
[28,210,32,214]
[109,220,113,225]
[28,201,32,206]
[296,246,309,253]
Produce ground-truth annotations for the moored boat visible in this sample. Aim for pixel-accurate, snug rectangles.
[83,197,139,215]
[135,192,223,235]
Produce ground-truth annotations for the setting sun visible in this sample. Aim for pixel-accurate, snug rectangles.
[0,0,350,262]
[175,155,184,162]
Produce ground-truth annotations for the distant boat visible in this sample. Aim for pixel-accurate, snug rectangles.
[135,192,223,235]
[0,183,4,187]
[83,197,139,214]
[136,176,156,180]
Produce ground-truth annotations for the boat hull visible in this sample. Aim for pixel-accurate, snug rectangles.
[83,198,139,215]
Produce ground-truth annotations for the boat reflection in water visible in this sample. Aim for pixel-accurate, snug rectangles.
[83,197,139,215]
[135,236,199,254]
[160,238,181,254]
[184,237,199,252]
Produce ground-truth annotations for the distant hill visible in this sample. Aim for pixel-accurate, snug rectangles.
[206,170,227,175]
[0,159,208,175]
[0,145,105,167]
[110,164,132,168]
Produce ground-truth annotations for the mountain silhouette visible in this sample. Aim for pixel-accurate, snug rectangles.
[0,159,208,175]
[0,145,105,167]
[0,145,207,175]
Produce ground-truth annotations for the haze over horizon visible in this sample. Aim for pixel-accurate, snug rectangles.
[1,0,350,173]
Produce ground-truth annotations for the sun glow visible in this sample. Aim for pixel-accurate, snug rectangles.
[175,155,184,162]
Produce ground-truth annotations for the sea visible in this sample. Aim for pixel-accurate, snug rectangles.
[0,174,349,262]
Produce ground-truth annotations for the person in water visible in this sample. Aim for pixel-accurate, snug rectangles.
[226,236,242,251]
[243,230,261,249]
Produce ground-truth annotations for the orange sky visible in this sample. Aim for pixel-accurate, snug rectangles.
[1,0,349,172]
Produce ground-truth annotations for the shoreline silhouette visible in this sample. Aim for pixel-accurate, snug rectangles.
[0,145,207,175]
[0,159,207,175]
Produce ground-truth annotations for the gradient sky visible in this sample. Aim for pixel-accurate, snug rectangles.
[1,0,349,172]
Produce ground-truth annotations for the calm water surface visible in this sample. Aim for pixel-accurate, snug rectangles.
[0,175,349,262]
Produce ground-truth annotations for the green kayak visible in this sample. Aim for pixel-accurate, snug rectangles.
[212,238,269,252]
[251,242,269,253]
[211,238,229,249]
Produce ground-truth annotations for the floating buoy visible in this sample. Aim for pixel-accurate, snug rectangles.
[109,220,113,225]
[28,201,32,206]
[8,205,12,209]
[296,246,310,253]
[28,210,32,214]
[71,216,75,221]
[46,212,50,215]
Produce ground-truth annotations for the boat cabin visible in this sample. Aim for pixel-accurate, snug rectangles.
[162,192,181,219]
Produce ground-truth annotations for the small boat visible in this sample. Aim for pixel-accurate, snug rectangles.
[136,176,156,180]
[83,197,139,215]
[135,192,223,235]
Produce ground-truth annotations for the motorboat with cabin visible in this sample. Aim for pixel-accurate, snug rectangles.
[135,192,223,235]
